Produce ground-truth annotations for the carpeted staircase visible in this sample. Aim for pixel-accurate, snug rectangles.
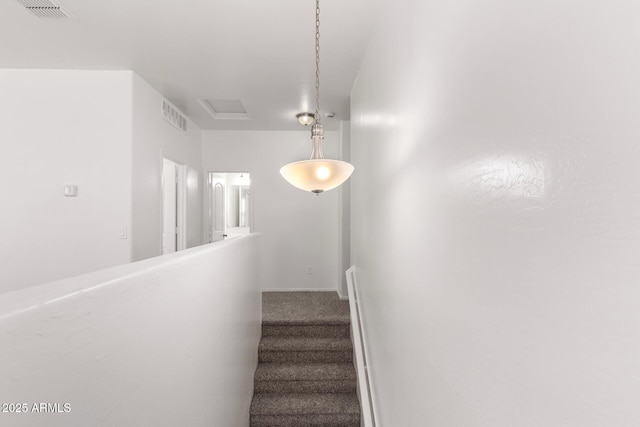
[250,292,361,426]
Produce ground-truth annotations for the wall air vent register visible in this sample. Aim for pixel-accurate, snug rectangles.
[161,99,188,133]
[16,0,74,19]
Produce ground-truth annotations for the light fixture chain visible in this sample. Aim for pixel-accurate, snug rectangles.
[281,0,354,194]
[315,0,321,122]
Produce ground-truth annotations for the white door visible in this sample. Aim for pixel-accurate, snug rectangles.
[162,158,178,253]
[210,181,225,242]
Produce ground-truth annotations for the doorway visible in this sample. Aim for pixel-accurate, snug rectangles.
[208,172,252,242]
[162,158,186,254]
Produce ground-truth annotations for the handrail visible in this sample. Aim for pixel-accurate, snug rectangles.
[346,265,378,427]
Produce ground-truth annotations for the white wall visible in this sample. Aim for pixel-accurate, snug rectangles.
[131,75,203,261]
[0,234,261,426]
[339,121,352,298]
[351,0,640,425]
[0,70,133,293]
[202,130,343,291]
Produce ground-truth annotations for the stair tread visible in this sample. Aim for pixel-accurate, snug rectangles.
[259,336,353,352]
[263,318,350,326]
[262,292,350,326]
[250,393,360,416]
[255,363,356,382]
[253,292,360,425]
[262,324,350,338]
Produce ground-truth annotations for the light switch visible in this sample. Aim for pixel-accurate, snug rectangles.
[64,185,78,197]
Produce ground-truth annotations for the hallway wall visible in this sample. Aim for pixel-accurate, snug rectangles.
[350,0,640,425]
[202,130,343,291]
[0,70,203,293]
[0,70,133,293]
[131,75,203,261]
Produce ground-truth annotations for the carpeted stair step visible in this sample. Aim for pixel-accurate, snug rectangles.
[262,323,350,338]
[250,393,360,427]
[252,292,361,426]
[254,362,356,394]
[262,292,350,325]
[259,336,353,363]
[261,291,351,338]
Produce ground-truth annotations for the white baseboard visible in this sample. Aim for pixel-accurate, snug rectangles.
[262,288,338,293]
[346,265,377,427]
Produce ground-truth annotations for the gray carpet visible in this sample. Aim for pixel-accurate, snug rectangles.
[262,291,351,325]
[250,292,360,427]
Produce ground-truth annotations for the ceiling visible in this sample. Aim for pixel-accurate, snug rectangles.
[0,0,374,131]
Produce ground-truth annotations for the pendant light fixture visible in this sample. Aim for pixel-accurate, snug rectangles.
[280,0,354,194]
[296,112,315,126]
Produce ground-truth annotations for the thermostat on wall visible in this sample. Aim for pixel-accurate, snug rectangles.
[64,185,78,197]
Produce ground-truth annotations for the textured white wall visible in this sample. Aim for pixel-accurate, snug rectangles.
[339,121,352,298]
[131,75,203,261]
[351,0,640,425]
[202,130,343,291]
[0,70,204,291]
[0,234,261,426]
[0,70,133,293]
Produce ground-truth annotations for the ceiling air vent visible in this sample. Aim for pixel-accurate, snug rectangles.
[161,99,188,133]
[16,0,74,19]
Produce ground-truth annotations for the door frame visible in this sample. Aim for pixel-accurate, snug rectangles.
[161,157,187,254]
[207,171,253,243]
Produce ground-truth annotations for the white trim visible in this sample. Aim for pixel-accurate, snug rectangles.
[262,288,338,293]
[161,156,187,253]
[337,287,349,300]
[206,171,254,244]
[176,164,187,251]
[346,265,378,427]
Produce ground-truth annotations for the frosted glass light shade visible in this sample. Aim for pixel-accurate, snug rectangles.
[280,159,354,194]
[296,112,315,126]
